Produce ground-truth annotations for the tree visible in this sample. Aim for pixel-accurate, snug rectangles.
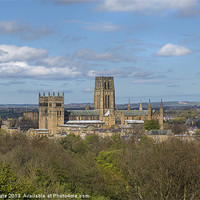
[166,124,188,135]
[60,133,82,153]
[194,130,200,141]
[96,149,128,199]
[144,120,160,131]
[119,139,200,200]
[168,117,187,124]
[0,163,35,195]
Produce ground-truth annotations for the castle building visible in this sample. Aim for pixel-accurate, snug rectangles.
[38,77,163,136]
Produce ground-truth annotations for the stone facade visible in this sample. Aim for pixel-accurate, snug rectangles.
[147,130,172,143]
[94,77,115,116]
[39,92,64,134]
[23,112,39,122]
[38,76,164,136]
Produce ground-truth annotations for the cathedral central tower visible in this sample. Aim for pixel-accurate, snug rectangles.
[94,77,115,115]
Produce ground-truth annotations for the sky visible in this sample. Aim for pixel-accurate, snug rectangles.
[0,0,200,104]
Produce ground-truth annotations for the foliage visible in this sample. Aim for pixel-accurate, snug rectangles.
[165,124,188,135]
[168,117,187,124]
[0,163,35,195]
[0,133,200,199]
[120,138,200,199]
[194,130,200,141]
[97,150,119,172]
[144,120,160,131]
[177,108,199,119]
[60,133,82,153]
[0,129,7,134]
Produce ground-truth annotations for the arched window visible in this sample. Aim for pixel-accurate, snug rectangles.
[105,95,107,108]
[45,118,48,129]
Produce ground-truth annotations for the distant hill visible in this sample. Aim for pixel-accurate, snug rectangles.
[116,101,200,110]
[1,101,200,110]
[64,101,200,110]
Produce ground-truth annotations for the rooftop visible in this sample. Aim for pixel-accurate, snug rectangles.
[148,130,172,135]
[125,120,144,124]
[66,110,100,116]
[66,120,104,124]
[120,110,148,116]
[59,124,87,128]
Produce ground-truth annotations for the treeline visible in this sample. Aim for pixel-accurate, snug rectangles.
[0,132,200,199]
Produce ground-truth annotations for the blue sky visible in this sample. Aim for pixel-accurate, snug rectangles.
[0,0,200,104]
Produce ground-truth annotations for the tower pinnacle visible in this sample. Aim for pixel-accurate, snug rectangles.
[139,100,143,110]
[128,99,131,110]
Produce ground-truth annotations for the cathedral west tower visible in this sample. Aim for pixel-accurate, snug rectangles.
[39,92,64,134]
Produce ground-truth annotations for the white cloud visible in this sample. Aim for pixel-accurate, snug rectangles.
[76,48,133,62]
[0,45,47,62]
[0,45,82,79]
[87,68,134,77]
[0,21,21,33]
[65,20,123,33]
[100,0,200,17]
[0,20,54,41]
[87,67,157,78]
[0,44,163,80]
[0,62,81,79]
[27,65,81,78]
[156,43,193,56]
[77,49,112,60]
[166,84,180,88]
[131,79,171,84]
[44,0,94,4]
[38,56,74,67]
[84,21,123,32]
[83,88,93,93]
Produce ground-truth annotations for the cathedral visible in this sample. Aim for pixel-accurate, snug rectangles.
[37,77,163,136]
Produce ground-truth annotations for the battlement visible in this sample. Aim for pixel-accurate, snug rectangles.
[39,92,64,98]
[95,76,113,80]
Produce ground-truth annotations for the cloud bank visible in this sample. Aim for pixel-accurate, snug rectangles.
[76,48,133,62]
[99,0,200,17]
[87,67,160,79]
[0,45,81,79]
[0,45,47,62]
[0,20,54,41]
[43,0,200,17]
[0,44,163,82]
[44,0,94,5]
[84,21,123,32]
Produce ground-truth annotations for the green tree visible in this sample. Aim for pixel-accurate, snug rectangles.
[166,124,188,135]
[144,120,160,131]
[120,139,200,200]
[96,150,128,199]
[60,133,82,153]
[0,163,35,195]
[194,130,200,141]
[168,117,187,124]
[177,108,197,119]
[0,163,19,194]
